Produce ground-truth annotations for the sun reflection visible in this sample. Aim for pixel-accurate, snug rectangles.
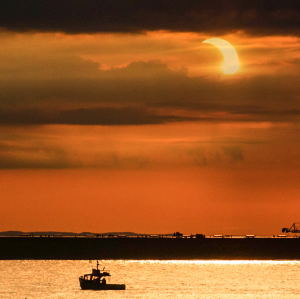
[125,260,300,265]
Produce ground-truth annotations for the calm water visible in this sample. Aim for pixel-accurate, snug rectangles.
[0,260,299,298]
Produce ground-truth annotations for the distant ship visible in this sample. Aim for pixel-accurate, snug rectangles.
[79,260,126,290]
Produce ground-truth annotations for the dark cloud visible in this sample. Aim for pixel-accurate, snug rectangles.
[222,146,244,162]
[188,145,245,166]
[0,139,71,169]
[0,142,150,169]
[0,106,195,125]
[0,0,300,36]
[0,126,250,169]
[0,59,300,124]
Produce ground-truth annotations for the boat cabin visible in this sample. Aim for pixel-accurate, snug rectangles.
[81,268,110,281]
[79,261,125,290]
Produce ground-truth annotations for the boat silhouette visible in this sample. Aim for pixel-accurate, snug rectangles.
[79,260,126,290]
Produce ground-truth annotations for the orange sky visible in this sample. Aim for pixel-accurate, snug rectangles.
[0,22,300,234]
[1,122,300,234]
[0,167,299,235]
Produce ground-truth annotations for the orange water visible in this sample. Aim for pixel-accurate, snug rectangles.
[0,260,299,298]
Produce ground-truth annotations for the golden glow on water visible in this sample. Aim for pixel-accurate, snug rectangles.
[133,260,300,265]
[0,260,299,298]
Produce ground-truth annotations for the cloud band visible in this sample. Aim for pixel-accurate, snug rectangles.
[1,0,300,35]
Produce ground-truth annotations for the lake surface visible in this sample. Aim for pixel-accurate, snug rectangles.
[0,260,299,298]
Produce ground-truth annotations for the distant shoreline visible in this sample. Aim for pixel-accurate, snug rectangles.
[0,236,299,260]
[0,230,296,238]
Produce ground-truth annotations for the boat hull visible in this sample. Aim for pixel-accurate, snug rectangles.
[79,278,125,290]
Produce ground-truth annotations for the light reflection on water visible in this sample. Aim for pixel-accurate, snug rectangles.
[0,260,299,298]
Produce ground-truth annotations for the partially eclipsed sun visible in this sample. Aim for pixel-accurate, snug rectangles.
[203,38,240,75]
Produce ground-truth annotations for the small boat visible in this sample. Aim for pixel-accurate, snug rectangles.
[79,261,126,290]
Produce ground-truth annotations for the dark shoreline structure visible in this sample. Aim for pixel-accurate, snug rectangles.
[0,235,299,260]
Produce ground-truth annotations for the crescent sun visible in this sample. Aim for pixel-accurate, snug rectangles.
[203,38,240,75]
